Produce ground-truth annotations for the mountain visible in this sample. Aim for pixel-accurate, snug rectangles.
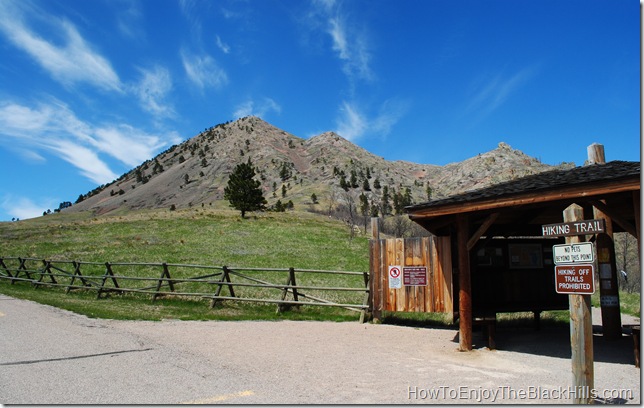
[66,116,574,216]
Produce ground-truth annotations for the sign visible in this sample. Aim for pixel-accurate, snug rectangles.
[403,266,427,286]
[388,266,402,289]
[555,264,595,294]
[542,219,605,237]
[552,242,594,265]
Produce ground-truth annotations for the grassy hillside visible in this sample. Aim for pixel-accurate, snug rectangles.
[0,208,370,321]
[0,208,368,269]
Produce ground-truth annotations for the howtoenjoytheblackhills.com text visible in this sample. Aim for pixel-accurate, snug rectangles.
[408,385,634,403]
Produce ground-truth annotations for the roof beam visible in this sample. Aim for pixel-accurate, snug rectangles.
[409,178,640,218]
[467,212,499,250]
[587,198,637,237]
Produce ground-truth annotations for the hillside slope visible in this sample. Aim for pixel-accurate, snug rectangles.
[66,116,573,216]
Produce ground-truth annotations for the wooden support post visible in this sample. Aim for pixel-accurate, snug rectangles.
[370,239,383,322]
[211,266,235,308]
[97,262,119,299]
[15,257,32,283]
[588,143,622,340]
[152,263,174,302]
[371,217,380,240]
[633,192,641,259]
[38,260,58,286]
[456,214,472,351]
[359,271,370,324]
[564,204,594,404]
[277,268,299,312]
[67,261,90,293]
[0,258,14,279]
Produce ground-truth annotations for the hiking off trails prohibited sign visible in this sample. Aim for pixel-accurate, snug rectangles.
[555,264,595,294]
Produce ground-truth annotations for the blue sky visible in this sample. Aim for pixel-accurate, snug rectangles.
[0,0,639,221]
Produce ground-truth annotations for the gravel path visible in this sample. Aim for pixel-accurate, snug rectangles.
[0,295,640,404]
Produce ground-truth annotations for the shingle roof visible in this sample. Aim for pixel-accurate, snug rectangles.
[406,161,640,213]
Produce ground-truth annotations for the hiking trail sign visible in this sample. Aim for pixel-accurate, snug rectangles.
[541,219,605,237]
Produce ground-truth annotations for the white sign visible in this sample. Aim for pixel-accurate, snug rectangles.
[388,265,402,289]
[553,243,594,265]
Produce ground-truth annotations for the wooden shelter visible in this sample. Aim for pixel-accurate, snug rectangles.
[405,160,640,350]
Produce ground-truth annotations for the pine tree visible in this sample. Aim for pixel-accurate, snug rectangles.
[224,158,267,218]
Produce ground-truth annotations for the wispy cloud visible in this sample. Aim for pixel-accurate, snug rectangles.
[336,101,367,141]
[233,98,282,120]
[114,0,145,41]
[0,99,170,184]
[181,49,229,91]
[50,140,118,184]
[335,99,409,141]
[133,65,175,119]
[1,194,59,220]
[307,0,374,83]
[216,35,231,54]
[465,67,538,119]
[0,0,122,92]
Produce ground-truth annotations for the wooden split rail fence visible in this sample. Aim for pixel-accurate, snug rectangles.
[0,257,371,322]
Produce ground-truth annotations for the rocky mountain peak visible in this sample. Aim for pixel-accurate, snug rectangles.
[66,117,573,216]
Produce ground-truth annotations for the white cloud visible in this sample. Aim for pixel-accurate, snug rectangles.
[181,49,229,90]
[50,140,118,184]
[335,99,409,141]
[216,35,231,54]
[307,1,374,83]
[233,98,282,120]
[0,99,171,185]
[0,1,122,92]
[133,65,174,118]
[1,195,59,220]
[115,0,144,40]
[465,67,538,118]
[336,101,366,141]
[93,125,164,167]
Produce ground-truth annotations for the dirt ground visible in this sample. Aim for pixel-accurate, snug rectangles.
[109,307,640,404]
[1,294,640,404]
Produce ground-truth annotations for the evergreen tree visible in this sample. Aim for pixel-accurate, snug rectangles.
[224,158,267,218]
[381,186,391,216]
[359,193,369,216]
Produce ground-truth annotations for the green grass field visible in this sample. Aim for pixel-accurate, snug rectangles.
[1,207,639,324]
[0,208,370,321]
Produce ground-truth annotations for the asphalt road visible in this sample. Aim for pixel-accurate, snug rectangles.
[0,294,640,404]
[0,295,277,405]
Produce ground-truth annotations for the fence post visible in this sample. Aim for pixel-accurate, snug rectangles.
[0,258,14,280]
[38,259,57,287]
[67,261,89,293]
[153,263,174,302]
[277,267,299,312]
[15,257,32,283]
[211,266,235,308]
[359,271,370,323]
[97,262,119,299]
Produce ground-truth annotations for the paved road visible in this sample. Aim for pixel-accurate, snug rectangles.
[0,294,640,404]
[0,295,277,404]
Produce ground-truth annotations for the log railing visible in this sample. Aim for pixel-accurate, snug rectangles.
[0,257,370,322]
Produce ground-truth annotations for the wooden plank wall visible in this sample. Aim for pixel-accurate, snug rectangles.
[369,236,453,316]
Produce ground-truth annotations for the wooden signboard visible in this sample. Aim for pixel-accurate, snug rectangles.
[541,219,605,237]
[403,266,427,286]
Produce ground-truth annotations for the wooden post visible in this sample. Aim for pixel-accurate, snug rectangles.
[588,143,622,339]
[371,217,380,240]
[564,204,594,404]
[456,214,472,351]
